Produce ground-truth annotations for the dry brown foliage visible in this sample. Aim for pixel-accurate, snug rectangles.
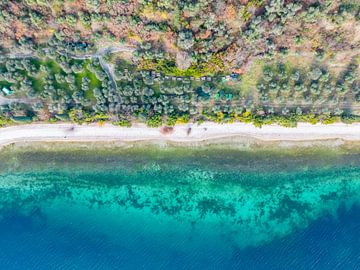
[160,126,174,135]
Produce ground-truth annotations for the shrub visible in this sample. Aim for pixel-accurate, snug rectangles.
[113,119,132,127]
[146,115,163,127]
[176,114,190,124]
[166,114,178,126]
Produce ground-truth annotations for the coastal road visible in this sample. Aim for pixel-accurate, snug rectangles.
[2,122,360,147]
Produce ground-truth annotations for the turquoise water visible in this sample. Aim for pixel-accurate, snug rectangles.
[0,144,360,269]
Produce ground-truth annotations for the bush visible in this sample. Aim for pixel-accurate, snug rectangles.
[113,119,132,127]
[176,114,190,124]
[166,114,178,126]
[146,115,162,127]
[0,116,11,127]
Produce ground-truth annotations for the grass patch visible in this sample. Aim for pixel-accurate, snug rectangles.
[43,59,62,74]
[215,58,264,96]
[0,80,13,89]
[74,68,101,102]
[31,77,44,93]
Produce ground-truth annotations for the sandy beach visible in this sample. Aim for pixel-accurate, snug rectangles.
[1,122,360,147]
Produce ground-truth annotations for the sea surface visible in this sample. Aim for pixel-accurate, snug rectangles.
[0,143,360,269]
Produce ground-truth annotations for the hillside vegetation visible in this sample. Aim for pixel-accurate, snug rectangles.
[0,0,360,127]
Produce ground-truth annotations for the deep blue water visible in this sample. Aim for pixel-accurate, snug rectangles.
[232,203,360,270]
[0,145,359,269]
[1,202,360,269]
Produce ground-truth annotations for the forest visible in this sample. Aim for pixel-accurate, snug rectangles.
[0,0,360,127]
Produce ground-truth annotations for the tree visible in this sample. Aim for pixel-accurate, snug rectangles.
[177,30,195,50]
[310,68,322,81]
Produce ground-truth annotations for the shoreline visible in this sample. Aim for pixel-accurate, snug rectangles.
[1,122,360,148]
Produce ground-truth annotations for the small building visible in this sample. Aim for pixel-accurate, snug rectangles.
[1,87,12,96]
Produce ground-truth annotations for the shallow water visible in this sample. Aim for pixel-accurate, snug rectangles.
[0,143,360,269]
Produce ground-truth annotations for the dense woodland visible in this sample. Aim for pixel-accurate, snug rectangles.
[0,0,360,127]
